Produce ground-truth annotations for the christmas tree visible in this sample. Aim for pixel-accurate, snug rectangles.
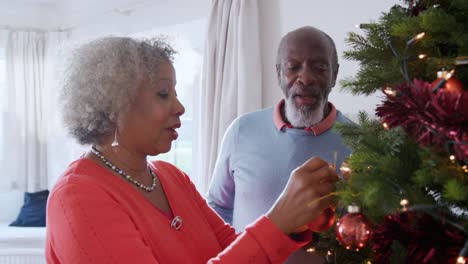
[309,1,468,263]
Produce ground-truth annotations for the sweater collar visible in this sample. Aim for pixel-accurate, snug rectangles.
[273,99,337,135]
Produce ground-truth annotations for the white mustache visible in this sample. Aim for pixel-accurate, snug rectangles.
[289,86,321,98]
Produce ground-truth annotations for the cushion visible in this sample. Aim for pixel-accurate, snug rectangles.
[9,190,49,227]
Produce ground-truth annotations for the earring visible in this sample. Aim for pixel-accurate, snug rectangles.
[111,129,119,147]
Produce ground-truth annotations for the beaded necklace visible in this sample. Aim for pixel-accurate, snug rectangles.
[91,146,157,192]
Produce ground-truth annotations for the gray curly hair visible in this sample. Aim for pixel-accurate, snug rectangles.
[60,36,176,145]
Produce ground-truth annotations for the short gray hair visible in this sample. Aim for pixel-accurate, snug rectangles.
[276,26,338,71]
[60,36,176,145]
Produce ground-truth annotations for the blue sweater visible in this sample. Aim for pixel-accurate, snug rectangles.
[207,105,352,263]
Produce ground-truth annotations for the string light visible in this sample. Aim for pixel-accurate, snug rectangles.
[382,122,389,130]
[418,54,427,59]
[306,246,316,252]
[457,256,467,264]
[462,165,468,173]
[409,54,428,60]
[382,86,401,97]
[400,199,409,212]
[449,155,456,163]
[457,240,468,264]
[432,69,455,94]
[406,32,425,46]
[340,164,352,179]
[401,32,425,82]
[383,87,396,96]
[325,249,334,263]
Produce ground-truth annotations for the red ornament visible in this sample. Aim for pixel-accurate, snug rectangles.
[308,207,336,232]
[335,205,373,251]
[431,76,464,94]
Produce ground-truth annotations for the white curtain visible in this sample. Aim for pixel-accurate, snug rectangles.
[1,30,70,192]
[196,0,262,193]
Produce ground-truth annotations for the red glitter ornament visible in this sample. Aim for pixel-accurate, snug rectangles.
[335,205,373,251]
[431,76,464,94]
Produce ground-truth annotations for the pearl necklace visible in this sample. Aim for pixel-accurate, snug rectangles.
[91,146,157,192]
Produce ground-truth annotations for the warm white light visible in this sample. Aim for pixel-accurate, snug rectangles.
[407,32,425,46]
[416,32,425,40]
[383,122,389,129]
[457,256,467,264]
[306,247,316,252]
[400,199,409,211]
[400,199,409,206]
[340,166,351,173]
[418,54,427,59]
[384,87,395,96]
[445,69,455,80]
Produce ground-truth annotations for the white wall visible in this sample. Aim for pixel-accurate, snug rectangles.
[0,0,210,43]
[259,0,399,120]
[0,1,60,30]
[67,0,211,44]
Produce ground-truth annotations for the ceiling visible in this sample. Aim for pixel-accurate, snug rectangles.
[0,0,170,30]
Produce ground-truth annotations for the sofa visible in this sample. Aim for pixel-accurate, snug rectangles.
[0,191,46,264]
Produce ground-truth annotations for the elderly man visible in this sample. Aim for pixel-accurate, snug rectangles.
[207,26,352,263]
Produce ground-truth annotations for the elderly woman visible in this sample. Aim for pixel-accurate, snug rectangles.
[45,36,338,263]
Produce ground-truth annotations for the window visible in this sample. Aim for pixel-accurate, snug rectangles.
[0,39,5,163]
[133,18,206,178]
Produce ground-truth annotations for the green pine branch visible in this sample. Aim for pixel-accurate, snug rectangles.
[334,112,467,222]
[324,1,468,261]
[341,0,468,95]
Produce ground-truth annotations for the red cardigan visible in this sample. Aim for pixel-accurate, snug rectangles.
[46,158,310,263]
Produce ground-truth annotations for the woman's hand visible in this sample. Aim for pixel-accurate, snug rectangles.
[266,157,338,235]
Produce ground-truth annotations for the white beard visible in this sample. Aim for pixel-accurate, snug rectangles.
[284,97,325,128]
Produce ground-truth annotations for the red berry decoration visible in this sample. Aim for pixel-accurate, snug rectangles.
[335,205,373,251]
